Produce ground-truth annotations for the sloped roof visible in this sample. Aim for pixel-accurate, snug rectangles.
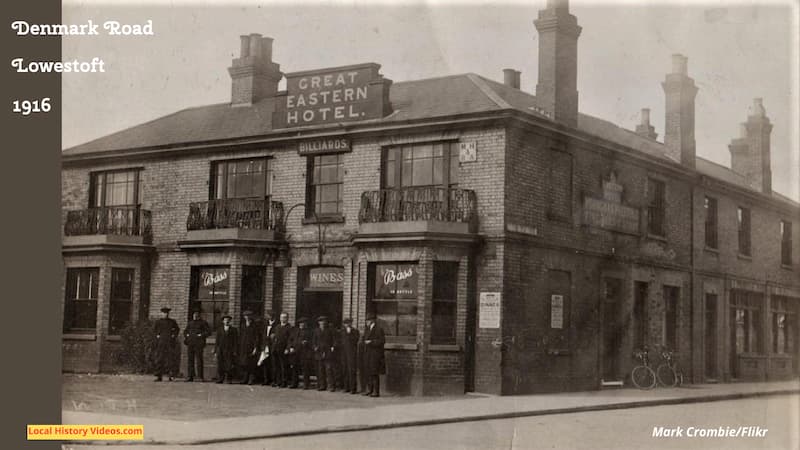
[62,71,796,205]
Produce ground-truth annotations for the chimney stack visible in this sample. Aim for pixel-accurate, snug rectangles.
[503,69,521,89]
[228,34,282,106]
[534,0,581,127]
[662,54,697,168]
[730,98,773,193]
[635,108,658,140]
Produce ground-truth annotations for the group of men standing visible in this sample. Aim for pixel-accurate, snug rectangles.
[152,307,386,397]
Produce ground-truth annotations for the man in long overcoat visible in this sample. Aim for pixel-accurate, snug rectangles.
[214,315,238,384]
[183,310,211,382]
[272,313,293,387]
[313,316,337,391]
[238,310,261,385]
[153,307,179,382]
[362,314,385,397]
[339,317,360,394]
[260,310,277,386]
[289,317,315,389]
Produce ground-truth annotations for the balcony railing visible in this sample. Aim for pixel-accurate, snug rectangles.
[187,198,285,232]
[64,206,152,240]
[359,187,477,224]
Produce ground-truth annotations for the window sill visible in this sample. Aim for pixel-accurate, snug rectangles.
[430,344,460,352]
[303,215,345,225]
[63,333,97,341]
[737,253,752,261]
[646,233,667,242]
[704,246,719,255]
[781,264,793,270]
[106,335,122,342]
[384,342,418,351]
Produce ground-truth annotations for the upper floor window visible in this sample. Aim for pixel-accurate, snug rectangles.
[90,169,142,207]
[647,178,666,237]
[704,196,718,249]
[211,158,272,200]
[382,142,458,189]
[307,154,344,217]
[737,207,751,256]
[781,220,793,266]
[63,268,99,332]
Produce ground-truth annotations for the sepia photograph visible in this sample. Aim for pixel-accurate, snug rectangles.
[54,0,798,448]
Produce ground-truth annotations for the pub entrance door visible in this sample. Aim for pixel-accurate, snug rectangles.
[297,266,344,327]
[601,278,624,384]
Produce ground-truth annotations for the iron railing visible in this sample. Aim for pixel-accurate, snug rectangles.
[187,198,285,232]
[358,186,477,224]
[64,206,152,240]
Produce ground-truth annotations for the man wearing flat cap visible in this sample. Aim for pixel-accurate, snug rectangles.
[238,310,261,385]
[183,310,211,382]
[363,314,385,397]
[290,317,315,389]
[312,315,337,391]
[153,307,180,382]
[339,318,360,394]
[214,315,238,384]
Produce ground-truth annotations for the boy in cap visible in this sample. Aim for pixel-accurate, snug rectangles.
[312,315,336,391]
[214,315,238,383]
[153,307,179,382]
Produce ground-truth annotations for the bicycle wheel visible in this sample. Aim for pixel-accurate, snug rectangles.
[656,364,678,387]
[631,365,656,390]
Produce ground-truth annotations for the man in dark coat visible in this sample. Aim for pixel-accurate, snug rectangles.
[313,316,337,391]
[289,317,315,389]
[363,314,385,397]
[272,312,293,387]
[238,310,261,385]
[183,310,211,382]
[153,307,180,382]
[214,315,238,384]
[339,317,360,394]
[259,310,277,386]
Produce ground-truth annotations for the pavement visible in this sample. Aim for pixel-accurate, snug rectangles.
[61,374,800,446]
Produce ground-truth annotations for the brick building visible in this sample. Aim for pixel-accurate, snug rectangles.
[61,1,799,394]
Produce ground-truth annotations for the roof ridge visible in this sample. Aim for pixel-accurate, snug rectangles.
[466,73,512,109]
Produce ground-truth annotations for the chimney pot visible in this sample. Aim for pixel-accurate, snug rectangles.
[641,108,651,125]
[503,68,521,89]
[671,54,688,75]
[229,34,281,106]
[749,98,765,117]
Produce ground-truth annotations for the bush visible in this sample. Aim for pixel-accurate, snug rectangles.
[114,319,156,373]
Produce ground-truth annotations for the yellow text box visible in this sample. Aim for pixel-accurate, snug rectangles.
[27,424,144,440]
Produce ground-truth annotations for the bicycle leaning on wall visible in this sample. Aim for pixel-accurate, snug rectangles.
[656,347,683,388]
[630,347,656,390]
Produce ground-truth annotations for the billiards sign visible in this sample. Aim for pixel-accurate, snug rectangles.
[274,62,392,128]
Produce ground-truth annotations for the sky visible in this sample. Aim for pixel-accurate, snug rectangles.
[62,0,799,200]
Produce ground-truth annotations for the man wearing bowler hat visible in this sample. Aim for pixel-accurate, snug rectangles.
[312,315,337,391]
[339,318,360,394]
[259,310,277,386]
[363,314,385,397]
[153,307,179,382]
[214,315,238,384]
[183,310,211,382]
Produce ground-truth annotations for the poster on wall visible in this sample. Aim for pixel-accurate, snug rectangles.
[551,294,564,329]
[479,292,501,328]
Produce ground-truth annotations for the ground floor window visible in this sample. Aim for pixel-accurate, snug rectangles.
[64,268,99,332]
[730,290,762,355]
[241,266,265,323]
[772,297,797,355]
[109,268,134,334]
[368,262,418,341]
[432,262,458,345]
[190,266,230,330]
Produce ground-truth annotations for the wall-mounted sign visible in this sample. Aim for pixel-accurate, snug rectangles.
[550,294,564,329]
[374,263,418,299]
[583,171,640,235]
[274,63,392,128]
[479,292,501,328]
[459,141,477,163]
[307,267,344,291]
[198,268,229,298]
[298,138,351,156]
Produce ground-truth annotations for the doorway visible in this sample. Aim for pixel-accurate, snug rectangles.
[602,278,624,382]
[296,266,344,326]
[704,294,718,380]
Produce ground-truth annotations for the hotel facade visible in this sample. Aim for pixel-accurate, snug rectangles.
[61,1,799,395]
